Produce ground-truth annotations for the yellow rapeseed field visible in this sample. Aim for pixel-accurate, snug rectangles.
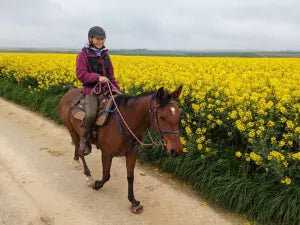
[0,53,299,184]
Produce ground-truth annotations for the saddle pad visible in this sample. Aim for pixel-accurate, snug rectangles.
[71,93,119,127]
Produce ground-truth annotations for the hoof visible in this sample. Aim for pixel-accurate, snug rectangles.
[86,176,95,188]
[74,161,83,170]
[131,204,143,214]
[93,180,103,190]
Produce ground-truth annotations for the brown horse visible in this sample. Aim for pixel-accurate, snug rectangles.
[58,84,183,213]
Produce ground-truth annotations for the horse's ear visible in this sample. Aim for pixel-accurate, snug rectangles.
[156,87,164,100]
[171,85,182,100]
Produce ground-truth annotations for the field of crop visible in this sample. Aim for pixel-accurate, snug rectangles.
[0,53,299,225]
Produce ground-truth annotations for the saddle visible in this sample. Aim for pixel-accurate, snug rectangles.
[71,91,120,127]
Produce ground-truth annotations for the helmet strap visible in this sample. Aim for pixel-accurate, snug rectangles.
[88,37,96,48]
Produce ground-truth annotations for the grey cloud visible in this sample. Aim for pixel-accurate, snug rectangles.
[0,0,299,50]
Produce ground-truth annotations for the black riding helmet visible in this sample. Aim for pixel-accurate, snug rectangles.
[88,26,106,39]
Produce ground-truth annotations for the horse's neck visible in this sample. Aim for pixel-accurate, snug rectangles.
[122,95,151,136]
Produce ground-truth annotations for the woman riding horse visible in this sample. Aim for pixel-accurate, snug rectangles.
[59,26,183,213]
[76,26,121,156]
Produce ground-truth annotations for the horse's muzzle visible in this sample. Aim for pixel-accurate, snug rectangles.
[170,149,181,157]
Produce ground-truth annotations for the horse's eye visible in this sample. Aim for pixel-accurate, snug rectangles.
[160,116,166,121]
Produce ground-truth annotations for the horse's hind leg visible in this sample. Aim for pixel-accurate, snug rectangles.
[79,155,96,187]
[79,156,91,177]
[67,129,80,161]
[66,122,94,185]
[74,145,80,161]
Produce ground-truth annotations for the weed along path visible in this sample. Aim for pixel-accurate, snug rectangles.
[0,97,245,225]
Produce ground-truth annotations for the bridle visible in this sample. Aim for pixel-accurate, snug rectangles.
[148,94,180,145]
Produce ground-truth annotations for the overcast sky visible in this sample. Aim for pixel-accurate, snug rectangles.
[0,0,299,50]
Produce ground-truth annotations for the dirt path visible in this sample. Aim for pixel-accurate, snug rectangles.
[0,97,245,225]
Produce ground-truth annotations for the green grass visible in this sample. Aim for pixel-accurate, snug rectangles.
[138,146,300,225]
[0,77,64,124]
[0,77,299,225]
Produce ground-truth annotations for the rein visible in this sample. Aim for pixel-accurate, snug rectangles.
[91,82,102,95]
[105,81,179,150]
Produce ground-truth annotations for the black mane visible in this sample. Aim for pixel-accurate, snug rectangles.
[114,89,172,108]
[115,91,155,107]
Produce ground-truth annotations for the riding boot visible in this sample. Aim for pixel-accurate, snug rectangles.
[78,127,92,156]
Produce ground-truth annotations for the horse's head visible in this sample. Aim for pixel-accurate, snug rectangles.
[149,85,183,157]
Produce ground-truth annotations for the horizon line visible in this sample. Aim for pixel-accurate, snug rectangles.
[0,47,300,52]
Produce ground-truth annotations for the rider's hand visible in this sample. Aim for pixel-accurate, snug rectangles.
[99,76,109,83]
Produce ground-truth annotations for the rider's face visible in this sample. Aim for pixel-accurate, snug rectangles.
[90,37,105,49]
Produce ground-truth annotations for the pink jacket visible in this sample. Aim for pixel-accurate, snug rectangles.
[76,47,120,95]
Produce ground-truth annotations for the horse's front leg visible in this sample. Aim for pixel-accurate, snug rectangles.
[126,150,143,213]
[94,154,112,190]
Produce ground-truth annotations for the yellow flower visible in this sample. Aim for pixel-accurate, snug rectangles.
[245,154,251,162]
[217,107,224,113]
[279,106,287,114]
[281,177,291,185]
[271,137,277,144]
[248,130,255,138]
[292,152,300,160]
[258,119,265,124]
[280,117,287,123]
[235,120,246,132]
[207,114,214,120]
[180,137,186,145]
[286,120,294,129]
[192,103,200,113]
[250,152,262,165]
[185,126,192,136]
[216,119,222,125]
[282,161,289,168]
[235,151,242,158]
[181,119,186,127]
[267,120,275,127]
[183,147,188,153]
[197,143,203,151]
[279,141,285,147]
[268,151,285,161]
[247,122,254,128]
[196,128,202,135]
[196,136,206,143]
[229,110,237,119]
